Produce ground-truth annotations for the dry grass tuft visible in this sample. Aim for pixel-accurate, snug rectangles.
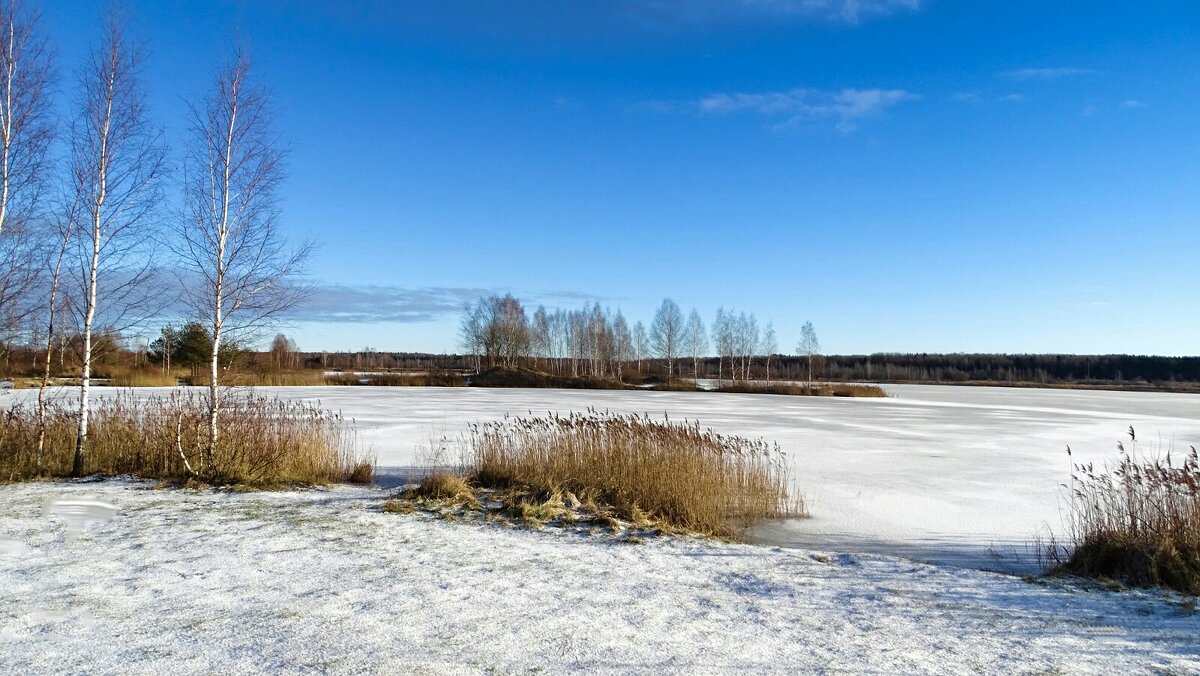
[410,472,476,503]
[0,390,368,487]
[464,410,801,537]
[382,499,416,514]
[347,460,375,484]
[1050,427,1200,594]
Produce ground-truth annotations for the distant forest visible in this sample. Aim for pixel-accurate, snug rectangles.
[303,350,1200,389]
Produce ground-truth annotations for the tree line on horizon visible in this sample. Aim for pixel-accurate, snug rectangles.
[457,293,822,384]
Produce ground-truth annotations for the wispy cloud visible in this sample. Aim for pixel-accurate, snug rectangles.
[286,285,613,324]
[1121,99,1145,108]
[951,91,1025,105]
[626,0,923,27]
[999,67,1094,81]
[691,87,915,131]
[289,285,493,324]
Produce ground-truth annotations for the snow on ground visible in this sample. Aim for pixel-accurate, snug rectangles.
[2,480,1199,674]
[12,383,1198,571]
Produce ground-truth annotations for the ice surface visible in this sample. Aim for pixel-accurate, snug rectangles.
[11,383,1200,572]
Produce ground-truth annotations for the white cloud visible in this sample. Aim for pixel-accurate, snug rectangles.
[1120,99,1145,108]
[1080,105,1097,117]
[999,67,1094,81]
[695,87,915,131]
[952,92,1025,105]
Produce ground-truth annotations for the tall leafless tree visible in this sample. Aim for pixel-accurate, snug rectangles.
[762,321,778,384]
[610,310,631,383]
[632,320,647,375]
[712,307,730,385]
[36,196,75,473]
[0,0,52,343]
[649,297,683,381]
[797,320,820,385]
[68,11,167,477]
[176,49,309,468]
[683,308,706,382]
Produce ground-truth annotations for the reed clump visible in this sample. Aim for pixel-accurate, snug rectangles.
[463,410,801,537]
[1052,427,1200,594]
[0,390,369,487]
[363,372,466,387]
[469,367,627,390]
[99,366,182,388]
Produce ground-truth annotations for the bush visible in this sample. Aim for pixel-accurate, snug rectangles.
[462,410,802,536]
[0,390,369,487]
[1051,427,1200,594]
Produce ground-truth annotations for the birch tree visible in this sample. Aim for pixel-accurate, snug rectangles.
[649,297,683,381]
[797,320,820,385]
[36,198,74,472]
[0,0,52,340]
[762,321,778,384]
[610,310,630,383]
[176,50,308,468]
[68,12,166,477]
[712,307,729,385]
[632,320,647,375]
[683,308,706,381]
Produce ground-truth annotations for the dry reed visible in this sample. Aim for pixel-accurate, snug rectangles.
[1051,427,1200,593]
[716,382,886,397]
[462,409,801,536]
[0,390,370,486]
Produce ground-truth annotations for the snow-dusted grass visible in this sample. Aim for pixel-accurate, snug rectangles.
[2,480,1199,673]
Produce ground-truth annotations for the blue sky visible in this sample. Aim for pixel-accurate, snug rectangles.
[41,1,1200,355]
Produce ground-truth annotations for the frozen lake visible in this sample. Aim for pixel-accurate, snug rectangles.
[12,383,1200,572]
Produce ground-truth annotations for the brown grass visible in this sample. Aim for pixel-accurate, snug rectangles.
[363,372,466,387]
[1050,427,1200,594]
[717,382,887,397]
[324,373,364,386]
[462,410,801,536]
[230,371,330,387]
[103,368,181,388]
[470,367,627,390]
[323,371,468,386]
[0,390,369,487]
[409,472,476,502]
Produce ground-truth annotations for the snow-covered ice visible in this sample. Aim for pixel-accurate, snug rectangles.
[4,384,1199,672]
[2,479,1199,674]
[10,383,1200,571]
